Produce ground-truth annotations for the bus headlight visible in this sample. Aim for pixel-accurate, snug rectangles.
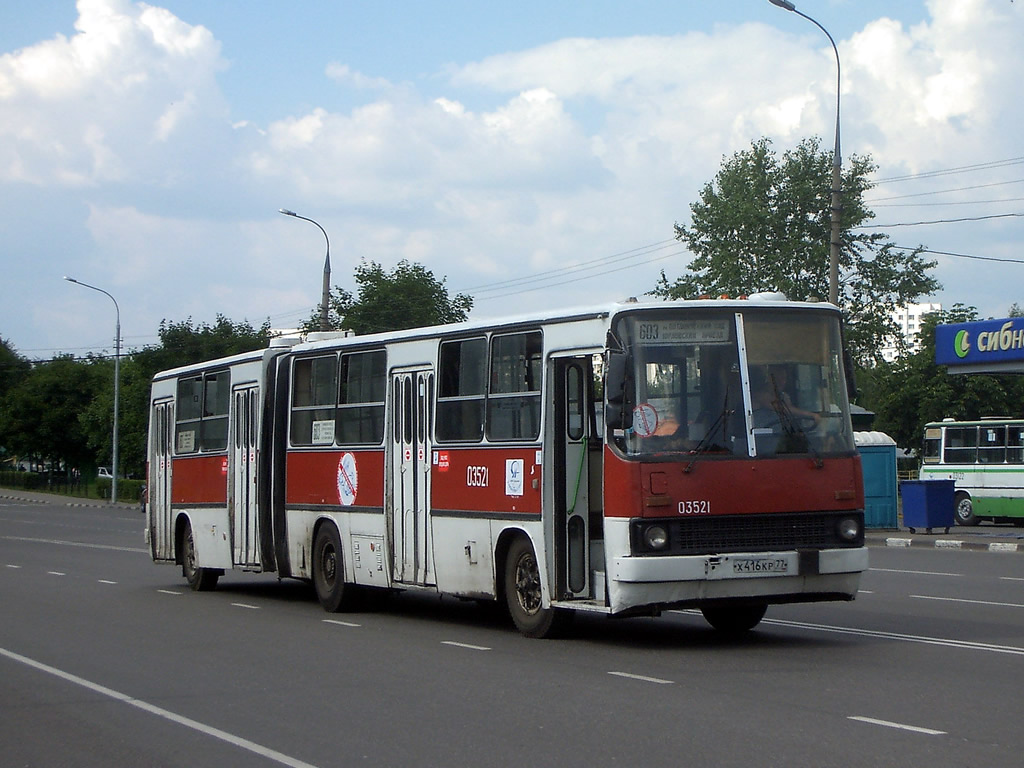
[644,525,669,551]
[836,516,861,542]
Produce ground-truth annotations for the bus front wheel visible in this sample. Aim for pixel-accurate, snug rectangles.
[182,522,220,592]
[700,602,767,633]
[504,537,570,638]
[954,492,978,526]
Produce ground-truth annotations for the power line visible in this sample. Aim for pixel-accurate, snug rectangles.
[474,248,684,301]
[867,178,1024,203]
[873,196,1024,208]
[871,156,1024,185]
[863,212,1024,229]
[464,239,677,294]
[891,245,1024,265]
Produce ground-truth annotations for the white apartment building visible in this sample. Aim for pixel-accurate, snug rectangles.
[880,302,942,362]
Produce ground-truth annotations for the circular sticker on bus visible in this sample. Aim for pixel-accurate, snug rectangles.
[632,403,659,437]
[337,452,358,506]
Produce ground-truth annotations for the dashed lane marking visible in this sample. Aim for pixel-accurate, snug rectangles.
[441,641,490,651]
[608,671,674,685]
[848,715,946,736]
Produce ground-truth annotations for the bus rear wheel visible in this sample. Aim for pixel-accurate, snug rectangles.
[504,537,570,638]
[182,522,219,592]
[313,524,358,612]
[954,492,978,526]
[700,602,767,633]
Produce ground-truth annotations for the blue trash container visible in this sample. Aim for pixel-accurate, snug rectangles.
[900,479,955,534]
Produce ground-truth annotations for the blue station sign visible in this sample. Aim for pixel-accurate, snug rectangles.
[935,317,1024,372]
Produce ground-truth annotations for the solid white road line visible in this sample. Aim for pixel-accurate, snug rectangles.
[765,618,1024,656]
[157,589,182,595]
[0,646,322,768]
[322,619,361,627]
[869,567,962,577]
[910,594,1024,609]
[848,715,946,736]
[231,603,261,610]
[608,671,674,685]
[0,535,147,553]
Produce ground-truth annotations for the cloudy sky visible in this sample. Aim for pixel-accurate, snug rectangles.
[2,0,1021,360]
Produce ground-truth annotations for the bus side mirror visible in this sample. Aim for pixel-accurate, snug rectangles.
[604,351,633,430]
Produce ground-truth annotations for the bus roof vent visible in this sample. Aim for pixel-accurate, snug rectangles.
[269,335,302,348]
[747,291,788,302]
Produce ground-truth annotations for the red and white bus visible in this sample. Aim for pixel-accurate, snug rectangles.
[146,297,867,636]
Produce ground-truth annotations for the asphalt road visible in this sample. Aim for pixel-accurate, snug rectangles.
[2,497,1023,768]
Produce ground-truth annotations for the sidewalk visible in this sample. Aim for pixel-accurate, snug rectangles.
[0,487,139,510]
[866,525,1024,553]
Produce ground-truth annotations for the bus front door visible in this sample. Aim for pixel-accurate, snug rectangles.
[231,384,260,569]
[389,368,435,586]
[552,356,596,599]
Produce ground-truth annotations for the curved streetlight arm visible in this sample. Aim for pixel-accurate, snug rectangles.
[768,0,842,305]
[279,208,332,331]
[64,276,121,503]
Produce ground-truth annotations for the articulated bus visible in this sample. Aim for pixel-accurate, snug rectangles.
[146,297,867,637]
[920,418,1024,526]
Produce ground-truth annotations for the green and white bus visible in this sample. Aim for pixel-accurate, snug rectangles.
[920,418,1024,526]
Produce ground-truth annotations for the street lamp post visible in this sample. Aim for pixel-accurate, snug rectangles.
[769,0,842,306]
[64,276,120,503]
[279,209,332,331]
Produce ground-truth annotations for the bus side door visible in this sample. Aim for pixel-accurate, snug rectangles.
[148,398,174,561]
[389,368,435,586]
[231,384,261,568]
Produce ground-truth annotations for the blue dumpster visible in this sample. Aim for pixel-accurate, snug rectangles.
[900,479,955,534]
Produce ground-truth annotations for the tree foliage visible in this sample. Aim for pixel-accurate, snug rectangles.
[653,137,940,363]
[304,259,473,335]
[857,304,1024,451]
[0,316,272,481]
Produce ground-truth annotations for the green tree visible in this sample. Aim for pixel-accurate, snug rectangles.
[0,355,104,473]
[0,336,32,464]
[858,305,1024,451]
[306,259,473,335]
[653,137,940,363]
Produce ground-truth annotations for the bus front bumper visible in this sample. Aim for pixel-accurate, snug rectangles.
[606,547,868,614]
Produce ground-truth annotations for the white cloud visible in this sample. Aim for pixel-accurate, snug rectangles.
[2,0,1022,357]
[0,0,225,186]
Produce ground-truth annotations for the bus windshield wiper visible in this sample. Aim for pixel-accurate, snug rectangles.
[685,392,733,473]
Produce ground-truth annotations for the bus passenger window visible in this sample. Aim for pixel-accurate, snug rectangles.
[487,331,542,441]
[436,337,486,442]
[337,350,386,444]
[290,355,338,446]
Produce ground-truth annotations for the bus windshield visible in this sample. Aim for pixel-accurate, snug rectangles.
[609,308,855,459]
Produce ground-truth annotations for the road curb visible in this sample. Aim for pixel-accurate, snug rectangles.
[0,492,130,509]
[875,535,1021,553]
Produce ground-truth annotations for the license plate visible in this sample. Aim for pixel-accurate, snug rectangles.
[731,556,789,575]
[705,554,793,579]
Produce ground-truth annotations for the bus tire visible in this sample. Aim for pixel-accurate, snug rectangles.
[954,492,978,526]
[700,602,767,633]
[504,536,570,638]
[182,521,220,592]
[313,524,357,612]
